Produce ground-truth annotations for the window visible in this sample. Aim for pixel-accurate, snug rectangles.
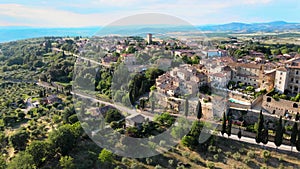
[279,81,281,84]
[297,71,299,75]
[280,72,283,75]
[291,78,294,82]
[297,80,299,84]
[293,103,298,108]
[267,97,271,102]
[280,77,282,80]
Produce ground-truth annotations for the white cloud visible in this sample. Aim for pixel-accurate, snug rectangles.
[90,0,140,7]
[0,4,119,27]
[0,0,283,27]
[243,0,272,4]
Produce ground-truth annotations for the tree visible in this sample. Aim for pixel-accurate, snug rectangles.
[154,112,175,127]
[274,116,284,149]
[181,135,197,149]
[189,121,203,139]
[221,112,227,136]
[227,116,232,137]
[171,118,190,139]
[150,92,155,114]
[48,124,76,155]
[0,156,6,169]
[139,99,146,110]
[184,98,189,118]
[296,112,300,121]
[255,110,264,144]
[98,148,114,164]
[291,122,298,151]
[60,156,75,169]
[0,133,7,149]
[9,130,29,151]
[296,128,300,152]
[25,141,50,166]
[7,151,36,169]
[105,109,123,123]
[261,126,269,146]
[196,100,202,120]
[261,150,271,163]
[237,127,242,140]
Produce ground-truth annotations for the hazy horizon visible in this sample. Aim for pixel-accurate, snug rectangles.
[0,20,298,29]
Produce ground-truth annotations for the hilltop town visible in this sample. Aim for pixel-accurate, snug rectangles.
[1,33,300,168]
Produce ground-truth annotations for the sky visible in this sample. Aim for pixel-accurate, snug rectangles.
[0,0,299,27]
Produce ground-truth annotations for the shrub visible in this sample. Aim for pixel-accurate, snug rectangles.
[155,164,163,169]
[130,163,140,169]
[203,99,209,103]
[159,140,166,147]
[182,151,190,158]
[206,161,215,169]
[225,151,232,157]
[278,156,283,162]
[146,158,152,165]
[239,148,245,154]
[278,163,284,169]
[243,157,250,164]
[176,166,186,169]
[247,150,255,159]
[233,152,241,161]
[208,145,217,153]
[261,150,271,163]
[121,157,130,164]
[213,154,219,161]
[168,159,174,166]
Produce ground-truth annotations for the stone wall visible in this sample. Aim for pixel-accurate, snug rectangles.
[262,95,300,116]
[230,108,296,131]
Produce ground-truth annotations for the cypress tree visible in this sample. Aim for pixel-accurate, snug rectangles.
[296,112,300,121]
[196,100,202,121]
[261,126,269,146]
[296,128,300,152]
[238,127,242,140]
[221,112,227,136]
[150,92,155,114]
[290,122,298,151]
[256,110,264,143]
[227,116,232,137]
[274,116,284,149]
[184,98,189,118]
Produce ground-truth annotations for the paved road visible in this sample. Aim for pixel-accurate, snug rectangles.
[218,132,297,152]
[53,48,108,67]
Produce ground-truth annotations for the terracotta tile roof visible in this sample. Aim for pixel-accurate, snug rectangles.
[228,62,262,69]
[276,67,288,71]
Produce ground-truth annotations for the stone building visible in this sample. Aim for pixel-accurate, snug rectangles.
[156,64,207,97]
[274,57,300,94]
[228,62,264,88]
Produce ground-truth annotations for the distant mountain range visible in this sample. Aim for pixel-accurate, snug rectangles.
[197,21,300,33]
[1,21,300,43]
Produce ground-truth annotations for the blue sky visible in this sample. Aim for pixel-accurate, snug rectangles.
[0,0,299,27]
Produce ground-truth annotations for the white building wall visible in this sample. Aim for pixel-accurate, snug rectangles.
[274,70,288,93]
